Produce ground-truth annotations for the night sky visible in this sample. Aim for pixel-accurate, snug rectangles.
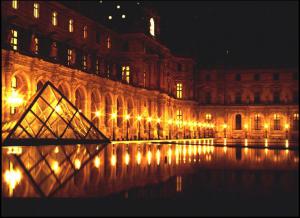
[62,1,298,68]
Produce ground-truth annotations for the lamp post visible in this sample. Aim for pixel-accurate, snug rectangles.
[125,114,130,140]
[111,113,117,140]
[168,119,172,140]
[157,118,161,140]
[285,123,289,140]
[223,123,227,138]
[244,123,248,139]
[264,123,268,139]
[147,117,152,140]
[137,115,142,140]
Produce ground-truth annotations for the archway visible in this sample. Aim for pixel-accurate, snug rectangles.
[235,114,242,130]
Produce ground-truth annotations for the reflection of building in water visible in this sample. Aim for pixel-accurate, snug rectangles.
[1,1,298,143]
[2,143,298,197]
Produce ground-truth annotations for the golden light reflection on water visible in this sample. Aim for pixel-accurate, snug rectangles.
[2,143,298,197]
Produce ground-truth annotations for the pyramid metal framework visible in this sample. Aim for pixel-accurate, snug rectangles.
[12,144,103,197]
[2,81,110,146]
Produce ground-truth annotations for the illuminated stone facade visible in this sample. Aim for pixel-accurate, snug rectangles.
[1,1,299,144]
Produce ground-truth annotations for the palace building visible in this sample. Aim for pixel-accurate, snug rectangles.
[1,1,299,144]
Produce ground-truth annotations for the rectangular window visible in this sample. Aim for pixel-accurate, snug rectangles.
[10,106,16,115]
[143,71,146,88]
[107,36,111,48]
[176,83,183,99]
[235,94,242,104]
[12,0,18,9]
[33,2,39,18]
[69,19,74,32]
[273,73,279,81]
[96,59,100,75]
[254,73,260,81]
[67,49,72,66]
[10,29,18,51]
[34,37,39,54]
[293,113,299,131]
[273,114,280,130]
[82,55,87,71]
[176,110,183,128]
[52,11,58,26]
[254,92,260,104]
[205,92,211,104]
[122,66,130,84]
[205,113,212,122]
[273,92,280,104]
[254,114,261,130]
[83,25,88,39]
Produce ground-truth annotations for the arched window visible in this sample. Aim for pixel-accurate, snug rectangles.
[117,98,123,128]
[150,17,155,36]
[235,114,242,130]
[105,96,111,127]
[91,92,100,128]
[75,89,83,112]
[36,81,43,92]
[10,76,18,115]
[127,100,134,127]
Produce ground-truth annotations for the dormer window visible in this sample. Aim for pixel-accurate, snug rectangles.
[69,19,74,32]
[52,11,58,26]
[150,17,155,36]
[12,0,18,9]
[83,25,88,39]
[33,2,39,18]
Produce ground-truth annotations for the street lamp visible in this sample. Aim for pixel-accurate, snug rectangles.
[137,115,142,140]
[244,123,248,139]
[168,119,172,140]
[147,117,152,140]
[157,118,161,140]
[125,114,130,140]
[111,112,117,140]
[285,123,289,139]
[223,123,227,138]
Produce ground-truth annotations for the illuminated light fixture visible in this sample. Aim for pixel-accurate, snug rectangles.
[54,105,62,113]
[54,146,59,153]
[117,5,120,9]
[223,138,227,146]
[137,115,142,121]
[111,113,117,119]
[95,111,101,117]
[108,15,112,20]
[7,147,22,155]
[147,117,152,123]
[147,150,152,165]
[4,164,22,196]
[284,123,289,129]
[223,123,227,129]
[264,138,268,147]
[125,152,130,165]
[244,124,248,130]
[168,119,173,125]
[264,123,268,129]
[74,159,81,170]
[285,139,289,148]
[6,91,23,106]
[125,114,130,120]
[122,14,126,19]
[78,109,82,113]
[245,139,248,147]
[94,156,100,168]
[136,151,141,165]
[111,154,116,166]
[157,118,161,123]
[156,149,160,165]
[52,161,60,173]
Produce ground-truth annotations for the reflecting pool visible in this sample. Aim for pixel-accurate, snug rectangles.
[2,143,299,216]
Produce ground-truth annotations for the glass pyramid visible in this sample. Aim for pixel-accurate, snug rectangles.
[3,81,110,146]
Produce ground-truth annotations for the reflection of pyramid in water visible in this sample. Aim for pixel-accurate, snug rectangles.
[3,81,110,146]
